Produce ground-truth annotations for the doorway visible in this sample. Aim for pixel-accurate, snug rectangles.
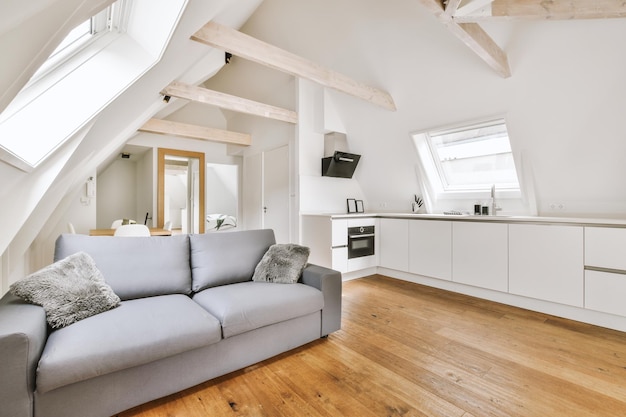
[158,148,205,234]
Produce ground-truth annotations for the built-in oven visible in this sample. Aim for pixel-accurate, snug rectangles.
[348,225,375,259]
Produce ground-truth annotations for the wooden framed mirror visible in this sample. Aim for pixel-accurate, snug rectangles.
[158,148,205,234]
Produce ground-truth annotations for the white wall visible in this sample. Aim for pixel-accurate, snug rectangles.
[97,159,138,228]
[135,148,154,226]
[219,0,626,219]
[296,79,366,214]
[165,173,187,228]
[206,163,238,217]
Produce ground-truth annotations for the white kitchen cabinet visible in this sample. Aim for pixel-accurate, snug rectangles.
[584,227,626,271]
[408,220,452,280]
[583,226,626,316]
[452,222,508,291]
[585,269,626,316]
[330,219,348,273]
[332,219,348,247]
[509,224,583,307]
[332,246,348,273]
[379,218,409,271]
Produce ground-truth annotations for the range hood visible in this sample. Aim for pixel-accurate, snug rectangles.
[321,132,361,178]
[322,151,361,178]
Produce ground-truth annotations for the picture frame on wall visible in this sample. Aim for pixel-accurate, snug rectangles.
[356,200,364,213]
[347,198,357,213]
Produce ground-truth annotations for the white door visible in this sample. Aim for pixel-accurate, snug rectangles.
[243,153,263,230]
[263,146,290,243]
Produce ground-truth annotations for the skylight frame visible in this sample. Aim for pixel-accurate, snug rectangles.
[411,117,522,203]
[425,118,520,192]
[0,0,133,171]
[26,1,131,88]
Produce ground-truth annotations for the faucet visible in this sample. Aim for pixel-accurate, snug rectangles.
[491,184,502,216]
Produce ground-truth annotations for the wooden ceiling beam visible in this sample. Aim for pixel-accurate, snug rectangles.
[417,0,511,78]
[455,0,626,22]
[162,81,298,124]
[447,22,511,78]
[191,21,396,111]
[139,118,251,146]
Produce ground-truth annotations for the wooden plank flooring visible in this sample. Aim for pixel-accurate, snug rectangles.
[116,275,626,416]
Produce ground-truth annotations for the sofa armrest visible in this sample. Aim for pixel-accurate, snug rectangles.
[301,264,342,336]
[0,293,48,417]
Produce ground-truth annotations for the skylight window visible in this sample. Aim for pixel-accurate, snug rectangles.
[50,20,91,57]
[28,2,128,85]
[0,0,135,170]
[412,118,520,197]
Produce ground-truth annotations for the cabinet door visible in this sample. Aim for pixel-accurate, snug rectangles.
[453,222,508,291]
[409,220,452,281]
[331,219,348,247]
[379,218,409,271]
[509,224,583,307]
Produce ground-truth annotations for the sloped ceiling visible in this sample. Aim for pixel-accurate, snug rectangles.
[206,0,626,217]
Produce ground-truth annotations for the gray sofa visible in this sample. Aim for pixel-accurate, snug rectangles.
[0,229,342,417]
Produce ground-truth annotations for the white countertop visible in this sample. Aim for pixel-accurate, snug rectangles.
[301,212,626,227]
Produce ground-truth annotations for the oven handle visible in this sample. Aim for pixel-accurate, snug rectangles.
[348,233,375,238]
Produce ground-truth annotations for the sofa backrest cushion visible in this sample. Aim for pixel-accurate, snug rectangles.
[54,234,191,300]
[189,229,276,292]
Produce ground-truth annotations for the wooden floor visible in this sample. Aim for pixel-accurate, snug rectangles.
[117,275,626,417]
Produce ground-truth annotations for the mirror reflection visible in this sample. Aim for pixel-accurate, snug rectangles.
[158,148,205,234]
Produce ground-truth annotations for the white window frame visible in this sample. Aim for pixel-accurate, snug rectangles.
[412,117,522,204]
[26,1,130,88]
[0,0,133,170]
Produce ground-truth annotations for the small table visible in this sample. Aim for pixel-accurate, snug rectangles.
[88,228,172,236]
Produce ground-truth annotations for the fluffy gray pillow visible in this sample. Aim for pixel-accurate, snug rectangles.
[252,243,310,284]
[10,251,120,328]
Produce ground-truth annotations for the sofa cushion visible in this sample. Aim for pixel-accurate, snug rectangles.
[10,252,120,328]
[192,281,324,338]
[252,243,310,284]
[54,234,192,300]
[189,229,276,292]
[36,294,222,393]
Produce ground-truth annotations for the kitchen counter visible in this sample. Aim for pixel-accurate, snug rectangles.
[301,212,626,228]
[301,211,626,333]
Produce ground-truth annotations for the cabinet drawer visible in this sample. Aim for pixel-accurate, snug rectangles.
[585,227,626,271]
[332,247,348,273]
[585,269,626,317]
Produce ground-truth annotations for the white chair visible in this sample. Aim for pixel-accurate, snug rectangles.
[114,224,151,237]
[111,219,136,229]
[163,221,172,231]
[67,222,76,234]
